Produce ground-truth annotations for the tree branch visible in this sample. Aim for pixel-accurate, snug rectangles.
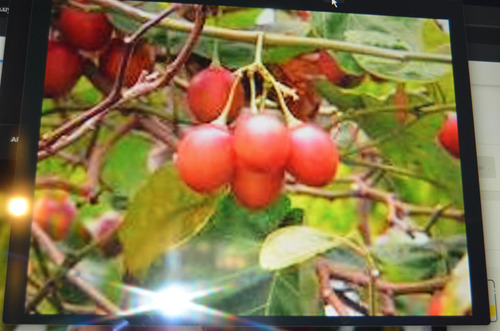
[95,0,452,63]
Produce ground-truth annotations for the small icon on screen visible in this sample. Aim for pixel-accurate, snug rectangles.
[332,0,337,7]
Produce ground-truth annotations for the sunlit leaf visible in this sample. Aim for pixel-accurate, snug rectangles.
[119,164,218,277]
[260,226,339,270]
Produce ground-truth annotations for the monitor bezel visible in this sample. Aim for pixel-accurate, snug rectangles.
[2,0,490,326]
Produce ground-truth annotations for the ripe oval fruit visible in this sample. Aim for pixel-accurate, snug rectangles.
[176,124,235,193]
[58,7,113,51]
[44,40,82,98]
[287,124,339,186]
[33,194,77,241]
[234,114,290,172]
[187,66,245,123]
[232,163,284,210]
[438,113,460,159]
[99,38,154,87]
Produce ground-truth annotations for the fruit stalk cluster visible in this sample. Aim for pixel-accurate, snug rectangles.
[177,67,340,209]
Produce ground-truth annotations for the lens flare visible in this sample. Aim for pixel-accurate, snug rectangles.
[7,196,29,217]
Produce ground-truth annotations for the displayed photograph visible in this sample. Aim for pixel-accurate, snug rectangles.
[27,0,469,319]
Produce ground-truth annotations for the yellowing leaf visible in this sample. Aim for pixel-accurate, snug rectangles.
[119,164,218,277]
[260,226,338,271]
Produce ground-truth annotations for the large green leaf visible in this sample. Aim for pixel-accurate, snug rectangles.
[260,226,339,270]
[119,164,218,277]
[372,235,467,282]
[344,15,451,81]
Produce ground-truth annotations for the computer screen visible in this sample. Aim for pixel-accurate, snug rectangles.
[2,0,490,326]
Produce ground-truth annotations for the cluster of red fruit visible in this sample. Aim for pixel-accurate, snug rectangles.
[176,66,340,209]
[44,4,154,98]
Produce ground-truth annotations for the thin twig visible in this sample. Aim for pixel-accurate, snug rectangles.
[38,5,207,160]
[35,177,90,197]
[139,117,178,149]
[286,181,464,222]
[28,222,121,314]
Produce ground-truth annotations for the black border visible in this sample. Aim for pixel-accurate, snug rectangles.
[3,0,490,326]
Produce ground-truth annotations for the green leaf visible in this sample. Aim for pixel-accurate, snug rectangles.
[102,133,152,197]
[260,226,339,270]
[266,261,323,316]
[71,77,103,106]
[76,257,124,304]
[119,164,218,277]
[372,235,467,282]
[206,8,263,29]
[356,108,464,207]
[344,15,451,81]
[311,12,364,75]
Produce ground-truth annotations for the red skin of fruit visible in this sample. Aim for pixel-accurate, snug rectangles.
[44,41,82,97]
[176,124,235,193]
[232,163,284,210]
[33,195,77,241]
[287,124,339,186]
[438,113,460,159]
[428,292,444,316]
[93,213,123,257]
[187,66,245,123]
[234,114,290,172]
[58,7,113,51]
[99,38,154,87]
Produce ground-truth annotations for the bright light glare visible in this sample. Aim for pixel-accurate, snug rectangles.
[153,285,195,317]
[7,197,29,217]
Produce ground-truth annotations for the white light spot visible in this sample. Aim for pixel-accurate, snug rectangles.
[7,197,29,217]
[153,285,194,317]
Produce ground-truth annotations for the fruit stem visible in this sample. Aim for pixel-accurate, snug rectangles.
[210,39,221,67]
[265,70,302,127]
[254,32,264,64]
[259,85,268,112]
[210,7,221,67]
[248,69,258,114]
[212,70,244,125]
